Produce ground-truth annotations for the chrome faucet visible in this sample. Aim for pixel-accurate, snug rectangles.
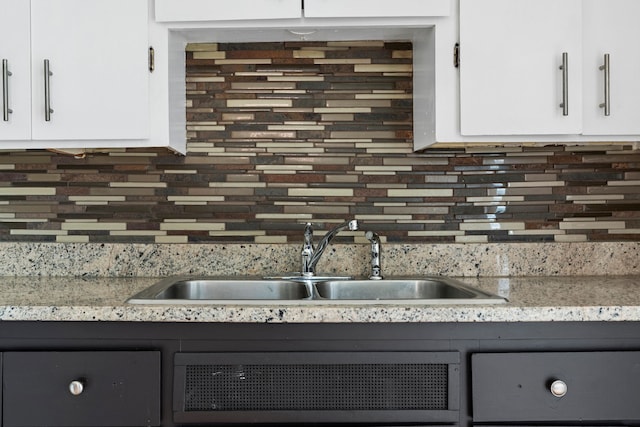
[301,220,359,277]
[365,231,383,280]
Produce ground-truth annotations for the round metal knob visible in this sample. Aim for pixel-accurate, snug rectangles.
[550,379,567,397]
[69,380,84,396]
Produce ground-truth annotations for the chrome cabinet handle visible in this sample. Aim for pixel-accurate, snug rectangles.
[559,52,569,116]
[69,380,84,396]
[599,53,610,116]
[550,379,568,397]
[44,59,53,121]
[2,59,12,122]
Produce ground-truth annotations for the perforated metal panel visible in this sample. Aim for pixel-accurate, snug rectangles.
[184,363,448,411]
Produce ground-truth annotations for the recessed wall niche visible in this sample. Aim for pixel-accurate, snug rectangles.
[186,40,414,150]
[184,40,416,243]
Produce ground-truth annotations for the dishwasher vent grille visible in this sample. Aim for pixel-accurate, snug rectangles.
[184,363,449,411]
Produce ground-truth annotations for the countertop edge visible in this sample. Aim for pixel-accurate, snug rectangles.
[0,304,637,323]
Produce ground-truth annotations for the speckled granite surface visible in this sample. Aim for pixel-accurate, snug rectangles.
[0,242,637,277]
[0,275,639,323]
[0,242,638,322]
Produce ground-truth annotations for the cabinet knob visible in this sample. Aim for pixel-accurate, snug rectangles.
[550,379,567,397]
[69,380,84,396]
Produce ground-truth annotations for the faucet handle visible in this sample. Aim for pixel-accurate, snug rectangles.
[301,223,315,276]
[365,231,383,280]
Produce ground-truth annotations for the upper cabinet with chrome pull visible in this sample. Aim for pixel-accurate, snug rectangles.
[458,0,640,139]
[0,0,31,140]
[0,0,167,151]
[459,0,582,136]
[582,0,640,135]
[30,0,148,142]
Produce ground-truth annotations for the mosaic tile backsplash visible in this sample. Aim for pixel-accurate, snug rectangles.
[0,41,638,244]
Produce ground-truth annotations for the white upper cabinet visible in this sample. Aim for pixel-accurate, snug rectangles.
[459,0,582,135]
[155,0,450,22]
[0,0,154,149]
[582,0,640,135]
[458,0,640,140]
[154,0,302,22]
[0,0,31,140]
[304,0,451,18]
[30,0,149,141]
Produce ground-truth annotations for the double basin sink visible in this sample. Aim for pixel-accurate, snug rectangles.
[127,275,506,305]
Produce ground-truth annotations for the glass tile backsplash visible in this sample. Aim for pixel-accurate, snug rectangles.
[0,41,638,243]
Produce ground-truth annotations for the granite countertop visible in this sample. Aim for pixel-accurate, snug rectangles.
[0,275,639,322]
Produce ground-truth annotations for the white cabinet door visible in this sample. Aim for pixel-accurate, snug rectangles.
[582,0,640,135]
[0,0,31,141]
[31,0,149,140]
[304,0,450,17]
[155,0,301,22]
[459,0,582,135]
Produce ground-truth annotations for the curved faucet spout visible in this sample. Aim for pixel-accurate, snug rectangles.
[301,220,359,276]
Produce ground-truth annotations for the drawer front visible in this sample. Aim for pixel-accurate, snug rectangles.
[174,351,460,424]
[472,351,640,422]
[4,351,161,427]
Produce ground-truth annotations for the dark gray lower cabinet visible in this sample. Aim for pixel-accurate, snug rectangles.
[1,322,640,427]
[3,351,161,427]
[472,351,640,423]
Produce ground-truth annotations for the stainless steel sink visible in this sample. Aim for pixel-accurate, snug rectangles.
[127,275,506,305]
[127,277,311,304]
[314,277,504,303]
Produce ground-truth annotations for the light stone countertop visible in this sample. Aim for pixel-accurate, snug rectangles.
[0,275,639,323]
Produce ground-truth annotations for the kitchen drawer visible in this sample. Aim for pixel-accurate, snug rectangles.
[3,351,161,427]
[472,351,640,422]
